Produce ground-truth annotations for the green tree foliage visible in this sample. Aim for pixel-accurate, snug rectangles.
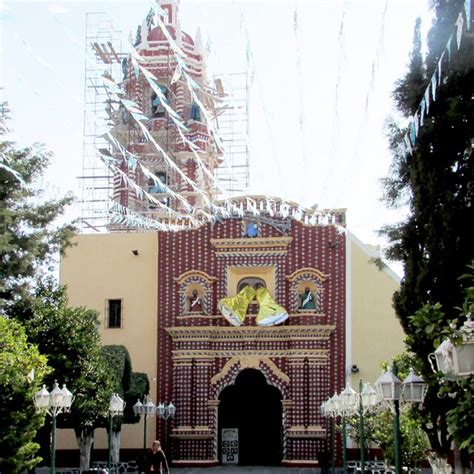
[409,263,474,455]
[347,409,429,469]
[126,372,150,422]
[0,317,50,473]
[381,0,473,457]
[101,346,149,424]
[0,103,75,312]
[18,281,115,470]
[347,355,429,469]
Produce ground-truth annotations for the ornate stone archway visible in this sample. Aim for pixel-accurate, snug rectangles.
[209,356,290,463]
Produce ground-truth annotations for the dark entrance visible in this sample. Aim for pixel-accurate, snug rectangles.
[218,368,282,465]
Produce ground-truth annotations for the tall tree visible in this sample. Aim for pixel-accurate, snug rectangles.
[382,0,473,467]
[18,282,115,472]
[0,102,75,312]
[0,316,50,473]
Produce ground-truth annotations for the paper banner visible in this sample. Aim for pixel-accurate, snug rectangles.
[438,51,444,85]
[0,162,25,185]
[404,134,413,155]
[456,13,464,48]
[266,200,275,217]
[424,87,431,115]
[431,74,437,102]
[280,203,290,219]
[447,34,453,61]
[413,112,419,137]
[419,97,426,126]
[171,64,182,84]
[409,120,417,147]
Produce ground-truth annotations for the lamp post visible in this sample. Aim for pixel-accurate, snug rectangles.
[108,393,125,473]
[352,380,378,474]
[430,313,474,380]
[337,384,357,472]
[34,381,74,474]
[156,402,176,460]
[133,398,156,458]
[376,367,427,474]
[321,394,338,473]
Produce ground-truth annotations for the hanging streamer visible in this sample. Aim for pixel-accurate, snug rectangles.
[401,1,469,155]
[456,13,464,48]
[127,38,237,212]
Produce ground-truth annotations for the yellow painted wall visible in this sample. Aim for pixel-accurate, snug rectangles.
[59,232,159,449]
[348,233,405,388]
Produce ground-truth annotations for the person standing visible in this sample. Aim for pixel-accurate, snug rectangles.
[144,440,169,474]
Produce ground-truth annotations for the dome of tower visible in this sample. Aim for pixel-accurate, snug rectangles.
[147,25,195,46]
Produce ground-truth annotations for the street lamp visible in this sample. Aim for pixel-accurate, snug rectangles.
[430,314,474,380]
[375,367,427,474]
[353,381,378,474]
[34,381,74,474]
[402,368,428,403]
[376,368,402,474]
[108,393,125,473]
[156,402,176,460]
[336,384,357,472]
[133,398,156,458]
[321,394,338,473]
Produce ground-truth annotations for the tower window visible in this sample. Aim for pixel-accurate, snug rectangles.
[149,171,168,193]
[107,299,122,328]
[190,102,201,122]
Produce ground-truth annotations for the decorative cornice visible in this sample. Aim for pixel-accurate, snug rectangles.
[287,425,326,439]
[171,426,214,440]
[286,267,330,283]
[210,236,292,256]
[176,313,325,320]
[174,270,217,284]
[172,349,329,360]
[165,325,336,342]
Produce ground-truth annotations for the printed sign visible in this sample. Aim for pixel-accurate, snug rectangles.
[221,428,239,464]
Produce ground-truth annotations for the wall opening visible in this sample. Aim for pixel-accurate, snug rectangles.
[218,368,282,466]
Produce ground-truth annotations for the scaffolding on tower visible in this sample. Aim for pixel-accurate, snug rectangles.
[214,72,250,197]
[78,11,249,233]
[79,12,126,233]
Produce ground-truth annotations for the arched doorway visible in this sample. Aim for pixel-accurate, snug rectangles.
[218,368,283,465]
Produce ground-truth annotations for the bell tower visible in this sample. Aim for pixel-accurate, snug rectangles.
[111,0,222,219]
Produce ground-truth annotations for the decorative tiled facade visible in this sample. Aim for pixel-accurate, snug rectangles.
[156,214,346,465]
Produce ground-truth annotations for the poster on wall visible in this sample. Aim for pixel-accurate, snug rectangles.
[221,428,239,464]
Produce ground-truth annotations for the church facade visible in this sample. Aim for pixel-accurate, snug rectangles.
[59,199,404,466]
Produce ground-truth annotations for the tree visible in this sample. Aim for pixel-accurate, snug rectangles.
[102,345,148,462]
[18,282,115,471]
[382,0,473,467]
[0,316,50,473]
[0,102,75,312]
[408,264,474,457]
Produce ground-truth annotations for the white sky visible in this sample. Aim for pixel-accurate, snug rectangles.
[1,0,433,275]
